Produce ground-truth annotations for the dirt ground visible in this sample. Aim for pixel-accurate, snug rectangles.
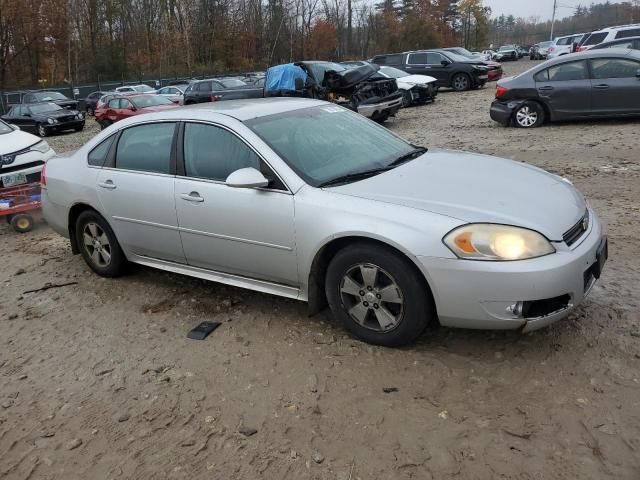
[1,60,639,480]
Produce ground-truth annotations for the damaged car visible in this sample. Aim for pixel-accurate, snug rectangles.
[266,62,403,122]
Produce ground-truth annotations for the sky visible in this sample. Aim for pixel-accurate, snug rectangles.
[483,0,631,21]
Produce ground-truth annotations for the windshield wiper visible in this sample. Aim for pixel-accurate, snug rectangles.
[387,146,427,167]
[318,167,392,188]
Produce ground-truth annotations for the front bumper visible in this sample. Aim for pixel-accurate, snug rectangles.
[417,210,606,331]
[357,93,403,118]
[0,148,55,187]
[45,120,85,133]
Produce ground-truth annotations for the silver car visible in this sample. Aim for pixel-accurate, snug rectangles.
[42,99,607,346]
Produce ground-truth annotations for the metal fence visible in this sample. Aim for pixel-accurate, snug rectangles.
[0,72,259,114]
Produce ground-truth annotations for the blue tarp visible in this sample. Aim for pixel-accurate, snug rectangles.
[265,64,307,92]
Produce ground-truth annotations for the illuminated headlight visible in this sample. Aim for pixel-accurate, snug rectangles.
[443,224,555,261]
[30,140,51,153]
[47,118,56,124]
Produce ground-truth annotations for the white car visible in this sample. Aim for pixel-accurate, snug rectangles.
[0,119,55,189]
[578,24,640,51]
[547,33,586,59]
[375,66,438,107]
[115,84,157,94]
[155,86,185,104]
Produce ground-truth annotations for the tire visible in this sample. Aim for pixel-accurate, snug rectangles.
[75,210,126,277]
[451,73,471,91]
[401,91,412,108]
[37,124,48,137]
[11,214,34,233]
[74,125,84,132]
[86,107,94,116]
[373,111,390,123]
[513,101,545,128]
[99,119,112,130]
[325,243,434,347]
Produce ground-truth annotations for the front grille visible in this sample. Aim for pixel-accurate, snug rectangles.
[58,115,76,122]
[0,160,44,175]
[563,210,589,246]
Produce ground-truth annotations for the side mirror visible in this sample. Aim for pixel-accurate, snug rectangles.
[441,60,451,66]
[225,167,269,189]
[294,77,304,90]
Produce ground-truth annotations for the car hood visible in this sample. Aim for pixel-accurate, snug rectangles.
[329,149,586,241]
[398,74,437,86]
[0,130,40,155]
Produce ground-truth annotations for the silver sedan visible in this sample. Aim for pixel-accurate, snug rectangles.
[42,99,607,346]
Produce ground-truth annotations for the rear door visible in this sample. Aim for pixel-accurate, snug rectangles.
[195,81,213,103]
[535,60,591,119]
[95,121,186,263]
[589,57,640,115]
[404,52,448,85]
[5,106,37,132]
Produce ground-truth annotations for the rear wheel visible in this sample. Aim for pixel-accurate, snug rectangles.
[10,214,34,233]
[75,210,126,277]
[451,73,471,91]
[325,243,434,347]
[514,101,545,128]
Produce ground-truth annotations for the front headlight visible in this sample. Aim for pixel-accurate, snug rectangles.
[76,113,84,120]
[47,118,55,124]
[443,224,555,261]
[30,140,51,153]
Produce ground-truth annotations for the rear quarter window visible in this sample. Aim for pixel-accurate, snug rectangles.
[616,28,640,39]
[88,135,115,167]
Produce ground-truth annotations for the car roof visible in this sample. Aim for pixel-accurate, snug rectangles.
[124,98,327,123]
[534,48,640,67]
[591,23,640,33]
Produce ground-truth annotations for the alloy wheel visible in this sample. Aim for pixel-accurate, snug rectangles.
[453,75,469,91]
[339,263,404,333]
[38,125,47,137]
[83,222,112,267]
[515,105,538,127]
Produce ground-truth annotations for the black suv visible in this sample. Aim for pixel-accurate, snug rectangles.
[370,50,490,91]
[183,78,263,104]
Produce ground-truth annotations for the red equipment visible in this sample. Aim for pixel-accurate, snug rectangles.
[0,182,41,233]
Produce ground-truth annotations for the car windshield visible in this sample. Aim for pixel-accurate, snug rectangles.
[35,91,67,101]
[443,51,471,62]
[219,78,247,88]
[0,119,12,134]
[379,66,408,78]
[134,85,155,93]
[452,47,474,57]
[498,46,513,51]
[29,103,63,114]
[131,95,173,108]
[246,105,418,187]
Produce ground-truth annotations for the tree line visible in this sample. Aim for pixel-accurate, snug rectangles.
[1,0,638,91]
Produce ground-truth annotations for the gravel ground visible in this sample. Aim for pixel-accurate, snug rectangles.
[1,60,639,479]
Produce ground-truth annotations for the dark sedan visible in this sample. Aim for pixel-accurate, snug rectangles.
[490,49,640,128]
[84,91,111,116]
[21,91,78,110]
[1,103,85,137]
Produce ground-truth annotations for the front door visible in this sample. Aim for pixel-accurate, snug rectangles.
[5,106,37,133]
[535,60,591,120]
[590,57,640,115]
[96,121,186,263]
[174,121,298,285]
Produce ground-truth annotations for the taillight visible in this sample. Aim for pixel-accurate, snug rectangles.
[41,162,47,187]
[577,46,587,52]
[496,85,508,99]
[549,47,555,52]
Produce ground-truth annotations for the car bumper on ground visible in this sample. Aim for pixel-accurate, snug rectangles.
[357,94,403,118]
[418,210,606,332]
[490,99,527,126]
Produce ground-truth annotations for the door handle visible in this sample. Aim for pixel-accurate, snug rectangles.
[179,192,204,203]
[593,84,610,89]
[98,180,116,190]
[538,86,554,91]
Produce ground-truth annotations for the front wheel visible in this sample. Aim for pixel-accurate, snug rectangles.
[451,73,471,91]
[74,125,84,132]
[86,107,94,116]
[37,124,48,137]
[75,210,127,277]
[325,243,434,347]
[514,101,545,128]
[401,91,412,108]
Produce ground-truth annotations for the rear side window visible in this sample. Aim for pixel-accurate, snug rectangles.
[547,61,587,81]
[584,32,608,46]
[385,54,403,65]
[591,58,640,79]
[108,99,119,108]
[407,53,428,64]
[603,40,634,49]
[115,123,175,174]
[616,28,640,39]
[556,37,571,46]
[88,135,115,167]
[534,70,549,82]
